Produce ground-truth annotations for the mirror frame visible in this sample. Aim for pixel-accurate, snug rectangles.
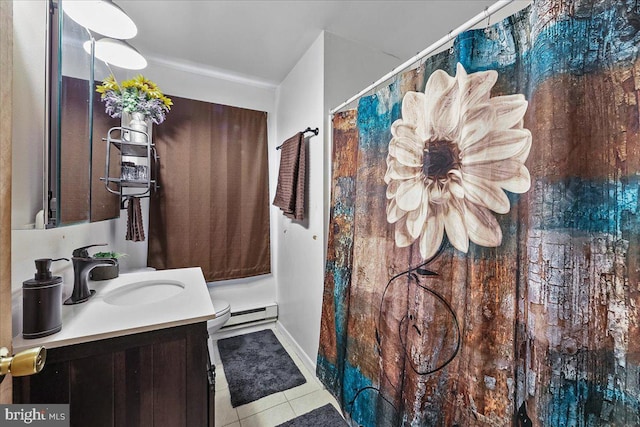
[46,0,120,228]
[43,0,54,227]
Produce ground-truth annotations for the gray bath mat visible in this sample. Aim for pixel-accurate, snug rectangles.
[217,329,306,407]
[276,404,348,427]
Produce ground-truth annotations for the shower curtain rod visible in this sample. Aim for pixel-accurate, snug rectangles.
[330,0,516,114]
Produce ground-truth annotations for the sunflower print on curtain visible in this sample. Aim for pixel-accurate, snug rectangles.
[317,1,640,426]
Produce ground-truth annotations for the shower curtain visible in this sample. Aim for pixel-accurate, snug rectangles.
[318,1,640,426]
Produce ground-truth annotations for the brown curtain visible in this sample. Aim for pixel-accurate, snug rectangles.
[58,76,119,225]
[91,83,120,222]
[59,76,91,224]
[148,96,271,281]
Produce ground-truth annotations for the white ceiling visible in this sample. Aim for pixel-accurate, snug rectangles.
[116,1,530,86]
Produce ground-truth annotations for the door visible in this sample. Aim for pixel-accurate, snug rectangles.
[0,0,13,405]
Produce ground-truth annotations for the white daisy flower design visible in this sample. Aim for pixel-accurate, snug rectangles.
[385,63,532,260]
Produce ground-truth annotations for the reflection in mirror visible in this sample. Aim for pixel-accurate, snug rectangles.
[48,2,120,228]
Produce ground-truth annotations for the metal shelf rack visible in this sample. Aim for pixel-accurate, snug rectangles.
[100,126,159,208]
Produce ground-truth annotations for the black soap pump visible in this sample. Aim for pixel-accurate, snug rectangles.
[22,258,69,339]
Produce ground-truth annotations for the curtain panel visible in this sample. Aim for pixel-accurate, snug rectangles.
[59,77,91,224]
[59,76,120,225]
[148,97,270,282]
[318,1,640,426]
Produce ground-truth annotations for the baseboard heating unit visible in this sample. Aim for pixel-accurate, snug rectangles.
[221,303,278,330]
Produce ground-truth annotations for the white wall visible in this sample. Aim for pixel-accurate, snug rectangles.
[274,33,326,368]
[275,31,399,369]
[12,0,47,230]
[324,32,401,116]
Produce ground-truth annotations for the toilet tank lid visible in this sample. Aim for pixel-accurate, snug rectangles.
[212,299,230,314]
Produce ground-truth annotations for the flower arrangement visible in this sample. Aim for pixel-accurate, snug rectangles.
[96,75,173,125]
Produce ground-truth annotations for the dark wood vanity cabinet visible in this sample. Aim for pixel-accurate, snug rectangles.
[14,322,214,427]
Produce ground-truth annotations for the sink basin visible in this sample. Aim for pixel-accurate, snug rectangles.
[103,280,186,306]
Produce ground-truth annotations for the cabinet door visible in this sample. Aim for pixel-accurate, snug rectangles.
[70,353,114,427]
[14,323,209,427]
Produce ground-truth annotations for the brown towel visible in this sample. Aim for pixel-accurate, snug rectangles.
[126,196,145,242]
[273,132,306,220]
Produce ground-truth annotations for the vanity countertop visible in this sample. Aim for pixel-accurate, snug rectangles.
[13,267,215,352]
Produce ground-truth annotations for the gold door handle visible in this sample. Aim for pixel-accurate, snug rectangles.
[0,346,46,379]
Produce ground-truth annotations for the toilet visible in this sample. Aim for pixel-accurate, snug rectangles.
[207,298,231,336]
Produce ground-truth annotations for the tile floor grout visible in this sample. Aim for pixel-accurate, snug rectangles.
[212,325,342,427]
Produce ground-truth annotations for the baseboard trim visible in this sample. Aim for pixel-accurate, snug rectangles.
[275,321,317,375]
[211,320,276,341]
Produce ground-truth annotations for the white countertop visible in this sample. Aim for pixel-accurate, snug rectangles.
[13,267,216,352]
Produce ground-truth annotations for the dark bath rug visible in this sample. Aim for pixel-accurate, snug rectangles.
[276,404,348,427]
[217,329,306,407]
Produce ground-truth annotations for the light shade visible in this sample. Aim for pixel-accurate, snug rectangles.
[62,0,137,40]
[84,38,147,70]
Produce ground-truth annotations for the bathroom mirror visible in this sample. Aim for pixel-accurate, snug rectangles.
[47,1,120,227]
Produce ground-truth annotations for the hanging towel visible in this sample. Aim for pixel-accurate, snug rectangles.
[126,196,145,242]
[273,132,306,220]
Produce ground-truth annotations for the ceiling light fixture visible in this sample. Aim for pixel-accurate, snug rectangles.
[62,0,137,40]
[83,38,148,70]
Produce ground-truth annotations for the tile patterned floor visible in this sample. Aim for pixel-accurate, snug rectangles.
[209,326,343,427]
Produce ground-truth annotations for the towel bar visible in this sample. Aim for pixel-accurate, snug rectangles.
[276,127,319,150]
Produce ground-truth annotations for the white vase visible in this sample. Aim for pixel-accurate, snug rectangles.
[122,111,152,143]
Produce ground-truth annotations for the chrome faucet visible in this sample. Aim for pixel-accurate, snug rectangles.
[64,244,116,305]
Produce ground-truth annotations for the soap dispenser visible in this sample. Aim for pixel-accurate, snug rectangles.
[22,258,68,339]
